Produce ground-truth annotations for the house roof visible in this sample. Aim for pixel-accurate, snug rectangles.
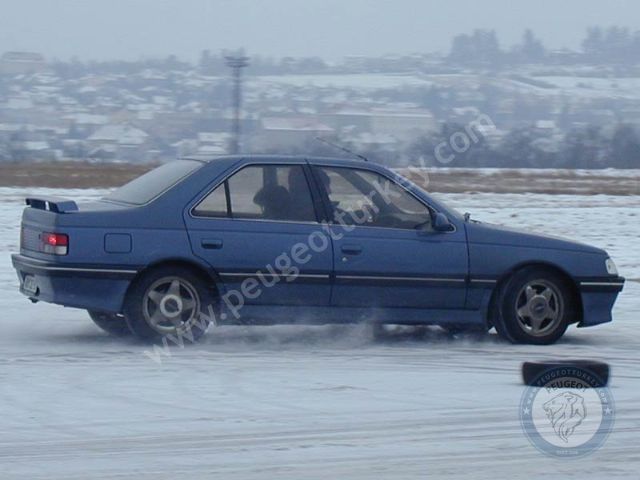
[22,141,49,151]
[197,132,230,143]
[63,113,109,125]
[1,51,45,63]
[262,117,333,132]
[88,124,149,145]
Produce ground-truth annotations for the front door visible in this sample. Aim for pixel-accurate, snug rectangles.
[311,165,468,309]
[185,163,333,309]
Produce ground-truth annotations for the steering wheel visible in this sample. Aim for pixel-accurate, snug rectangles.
[331,202,378,226]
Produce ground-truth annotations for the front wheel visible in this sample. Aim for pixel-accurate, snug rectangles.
[493,268,575,345]
[123,266,216,342]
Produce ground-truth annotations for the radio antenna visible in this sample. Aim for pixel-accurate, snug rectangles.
[315,137,368,162]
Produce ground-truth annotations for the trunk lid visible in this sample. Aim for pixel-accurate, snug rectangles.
[19,196,129,261]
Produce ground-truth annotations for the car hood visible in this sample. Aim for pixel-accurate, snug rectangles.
[465,221,606,255]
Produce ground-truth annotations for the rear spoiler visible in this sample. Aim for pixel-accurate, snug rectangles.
[25,196,79,213]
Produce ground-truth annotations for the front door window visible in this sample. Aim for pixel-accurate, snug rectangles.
[315,167,432,230]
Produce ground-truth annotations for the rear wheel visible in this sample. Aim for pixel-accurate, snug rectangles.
[123,266,216,342]
[493,267,575,345]
[88,311,131,337]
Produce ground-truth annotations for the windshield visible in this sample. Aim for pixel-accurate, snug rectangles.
[103,160,202,205]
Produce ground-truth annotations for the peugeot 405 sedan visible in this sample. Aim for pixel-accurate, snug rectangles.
[12,155,624,344]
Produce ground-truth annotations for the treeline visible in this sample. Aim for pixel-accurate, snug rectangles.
[45,25,640,79]
[406,123,640,169]
[288,123,640,169]
[449,26,640,66]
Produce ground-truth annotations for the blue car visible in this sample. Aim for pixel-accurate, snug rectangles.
[12,155,624,344]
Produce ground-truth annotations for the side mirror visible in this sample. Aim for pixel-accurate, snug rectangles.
[433,212,454,232]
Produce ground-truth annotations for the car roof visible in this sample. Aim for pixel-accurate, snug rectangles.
[181,154,376,169]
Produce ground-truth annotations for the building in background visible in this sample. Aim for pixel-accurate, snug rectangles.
[0,52,46,75]
[255,117,334,150]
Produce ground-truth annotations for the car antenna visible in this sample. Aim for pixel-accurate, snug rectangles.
[315,137,368,162]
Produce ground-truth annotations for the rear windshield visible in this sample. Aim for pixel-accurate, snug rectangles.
[104,160,202,205]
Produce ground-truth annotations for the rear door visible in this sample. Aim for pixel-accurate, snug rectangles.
[310,164,468,309]
[184,162,333,308]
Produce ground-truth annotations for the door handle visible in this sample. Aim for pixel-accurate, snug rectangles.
[201,238,223,250]
[341,244,363,255]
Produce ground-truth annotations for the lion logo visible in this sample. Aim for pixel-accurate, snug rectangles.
[543,392,587,443]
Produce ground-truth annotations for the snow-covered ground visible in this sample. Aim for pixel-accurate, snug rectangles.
[1,188,638,479]
[247,72,640,101]
[250,73,434,91]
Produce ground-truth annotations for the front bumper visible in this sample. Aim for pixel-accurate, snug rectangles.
[577,276,625,327]
[11,254,138,313]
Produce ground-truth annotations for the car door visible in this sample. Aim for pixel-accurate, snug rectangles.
[310,164,468,309]
[184,162,333,308]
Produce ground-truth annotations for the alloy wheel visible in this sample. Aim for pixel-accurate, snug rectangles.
[142,276,201,334]
[514,279,564,337]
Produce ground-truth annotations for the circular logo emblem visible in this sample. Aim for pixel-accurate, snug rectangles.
[520,365,615,458]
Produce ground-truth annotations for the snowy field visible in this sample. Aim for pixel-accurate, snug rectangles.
[0,187,639,479]
[246,72,640,101]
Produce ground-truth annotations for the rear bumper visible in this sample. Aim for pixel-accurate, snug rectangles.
[11,254,138,313]
[577,276,625,327]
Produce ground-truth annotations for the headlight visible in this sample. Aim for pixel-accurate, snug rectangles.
[605,258,618,276]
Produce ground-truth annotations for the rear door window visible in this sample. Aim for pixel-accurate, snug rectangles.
[194,164,317,223]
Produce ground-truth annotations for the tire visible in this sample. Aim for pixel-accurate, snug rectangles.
[123,266,216,343]
[493,267,576,345]
[522,360,609,387]
[88,310,132,337]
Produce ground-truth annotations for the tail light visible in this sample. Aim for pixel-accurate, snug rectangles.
[41,232,68,255]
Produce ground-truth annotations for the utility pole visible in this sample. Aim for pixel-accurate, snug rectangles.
[225,55,250,154]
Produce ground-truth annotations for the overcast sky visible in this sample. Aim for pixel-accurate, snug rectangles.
[0,0,638,62]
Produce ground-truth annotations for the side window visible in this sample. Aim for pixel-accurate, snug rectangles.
[194,165,317,223]
[193,182,227,217]
[227,166,263,217]
[316,167,431,230]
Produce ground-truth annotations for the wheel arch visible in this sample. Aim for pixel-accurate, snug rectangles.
[487,261,583,326]
[125,257,223,304]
